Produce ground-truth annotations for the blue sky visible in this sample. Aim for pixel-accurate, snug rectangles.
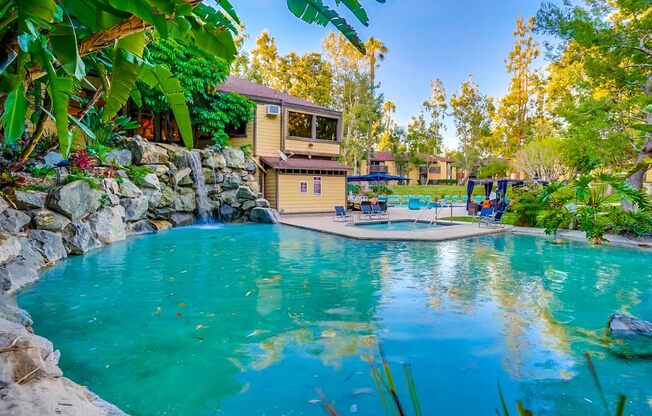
[232,0,552,149]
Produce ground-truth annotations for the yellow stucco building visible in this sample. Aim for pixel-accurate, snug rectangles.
[360,151,458,184]
[218,76,350,214]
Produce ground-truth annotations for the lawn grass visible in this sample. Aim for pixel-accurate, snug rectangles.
[390,185,481,199]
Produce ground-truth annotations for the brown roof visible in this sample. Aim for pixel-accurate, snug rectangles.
[218,76,337,113]
[260,156,351,171]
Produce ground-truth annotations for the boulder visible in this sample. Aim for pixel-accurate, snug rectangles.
[142,188,162,208]
[0,259,39,294]
[48,180,102,221]
[102,178,121,195]
[609,314,652,336]
[242,200,256,211]
[33,209,71,232]
[13,190,46,210]
[88,205,126,244]
[173,167,192,186]
[120,196,148,221]
[106,149,133,167]
[169,212,194,226]
[126,136,169,164]
[106,193,120,206]
[126,220,156,235]
[249,207,281,224]
[142,173,160,190]
[62,221,101,255]
[218,205,241,222]
[0,196,9,214]
[220,189,240,208]
[156,142,188,164]
[223,172,242,189]
[223,147,246,169]
[236,185,257,201]
[0,292,32,325]
[28,230,67,263]
[15,236,46,269]
[173,188,196,212]
[0,231,20,266]
[118,178,143,198]
[202,168,223,184]
[245,157,257,173]
[0,209,31,233]
[255,198,271,208]
[158,186,175,208]
[607,314,652,358]
[146,164,170,177]
[203,153,226,169]
[149,219,173,231]
[245,181,261,194]
[206,184,223,197]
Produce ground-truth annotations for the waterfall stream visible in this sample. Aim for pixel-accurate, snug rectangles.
[181,151,212,222]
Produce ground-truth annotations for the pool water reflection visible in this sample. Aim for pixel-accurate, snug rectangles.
[18,225,652,415]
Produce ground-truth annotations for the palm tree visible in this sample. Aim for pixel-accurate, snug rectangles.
[364,37,388,173]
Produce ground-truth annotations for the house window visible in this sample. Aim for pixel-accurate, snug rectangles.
[299,181,308,193]
[288,111,312,138]
[316,116,338,141]
[225,122,247,137]
[313,176,322,196]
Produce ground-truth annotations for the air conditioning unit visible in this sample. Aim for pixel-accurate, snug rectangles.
[265,104,280,116]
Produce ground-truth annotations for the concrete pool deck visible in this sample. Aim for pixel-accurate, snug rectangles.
[279,206,510,241]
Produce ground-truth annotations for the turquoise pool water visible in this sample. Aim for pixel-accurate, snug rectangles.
[355,220,452,230]
[18,225,652,415]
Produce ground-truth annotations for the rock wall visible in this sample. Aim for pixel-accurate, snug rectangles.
[0,139,280,415]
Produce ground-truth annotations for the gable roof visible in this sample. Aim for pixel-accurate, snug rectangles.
[219,75,338,114]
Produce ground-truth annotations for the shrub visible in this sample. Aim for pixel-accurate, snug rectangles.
[125,165,155,187]
[370,185,393,195]
[607,208,652,237]
[508,184,545,226]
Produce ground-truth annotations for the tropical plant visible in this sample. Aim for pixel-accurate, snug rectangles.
[1,0,383,166]
[509,184,545,227]
[125,165,154,187]
[82,106,139,148]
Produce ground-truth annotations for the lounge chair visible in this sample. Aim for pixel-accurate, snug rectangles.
[424,195,432,205]
[479,208,506,228]
[402,195,409,205]
[408,197,421,210]
[474,207,494,223]
[333,206,352,222]
[474,196,482,203]
[377,201,389,218]
[372,204,388,219]
[392,195,400,205]
[360,203,375,220]
[443,195,450,203]
[452,195,459,204]
[462,195,468,203]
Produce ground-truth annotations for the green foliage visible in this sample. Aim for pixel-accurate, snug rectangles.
[26,164,55,178]
[509,184,545,227]
[477,160,509,179]
[125,165,154,187]
[82,106,139,148]
[140,38,255,145]
[239,144,252,158]
[370,184,393,195]
[62,172,100,190]
[607,208,652,237]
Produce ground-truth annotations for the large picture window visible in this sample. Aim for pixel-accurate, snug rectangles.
[316,116,338,141]
[287,111,339,142]
[288,112,312,138]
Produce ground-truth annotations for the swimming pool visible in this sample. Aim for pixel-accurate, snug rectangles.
[17,225,652,415]
[355,219,454,230]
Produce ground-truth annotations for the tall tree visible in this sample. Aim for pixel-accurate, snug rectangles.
[493,16,543,156]
[421,78,447,155]
[376,101,396,150]
[449,75,495,183]
[363,37,388,173]
[537,0,652,200]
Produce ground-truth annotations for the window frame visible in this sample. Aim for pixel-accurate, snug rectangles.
[286,109,341,143]
[313,176,322,196]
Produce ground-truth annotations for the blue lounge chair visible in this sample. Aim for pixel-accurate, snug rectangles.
[462,195,468,203]
[479,208,506,228]
[372,204,388,219]
[474,196,482,203]
[408,197,421,210]
[392,195,400,205]
[475,207,494,223]
[360,203,374,220]
[425,195,432,204]
[333,206,352,222]
[402,195,409,205]
[452,195,459,204]
[443,195,450,203]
